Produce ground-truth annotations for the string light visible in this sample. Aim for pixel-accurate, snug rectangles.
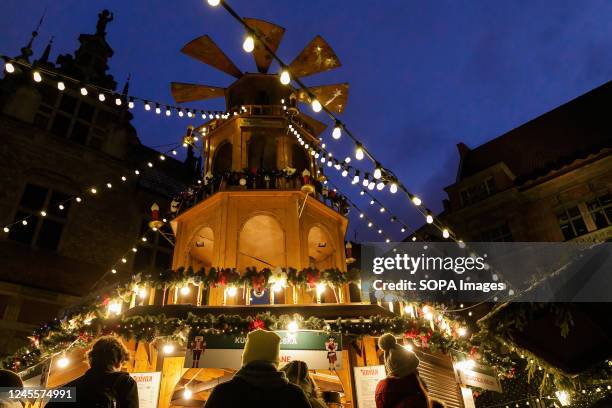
[3,227,9,233]
[287,321,299,333]
[442,228,450,239]
[426,213,434,224]
[226,286,237,297]
[165,107,171,116]
[411,196,422,206]
[144,101,151,111]
[355,144,364,160]
[56,356,70,369]
[242,35,255,53]
[32,71,42,82]
[390,182,398,194]
[311,99,322,113]
[115,97,122,106]
[80,87,88,96]
[4,62,15,73]
[180,286,190,295]
[183,388,193,400]
[128,98,135,109]
[332,123,342,140]
[279,69,290,85]
[98,93,106,102]
[162,344,175,354]
[57,81,65,91]
[155,104,161,114]
[373,165,382,180]
[207,0,221,6]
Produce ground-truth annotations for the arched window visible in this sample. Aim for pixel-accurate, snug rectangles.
[213,142,232,174]
[248,133,276,170]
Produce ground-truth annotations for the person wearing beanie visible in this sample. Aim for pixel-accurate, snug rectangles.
[375,334,430,408]
[0,369,23,408]
[204,329,312,408]
[281,360,328,408]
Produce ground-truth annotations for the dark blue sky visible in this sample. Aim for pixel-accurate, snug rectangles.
[2,0,612,241]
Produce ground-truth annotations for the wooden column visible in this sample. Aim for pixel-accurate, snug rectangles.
[158,356,187,408]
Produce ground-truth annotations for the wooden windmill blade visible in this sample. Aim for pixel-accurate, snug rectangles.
[181,35,243,78]
[297,111,328,136]
[288,35,342,78]
[170,82,226,103]
[298,83,349,114]
[243,18,286,74]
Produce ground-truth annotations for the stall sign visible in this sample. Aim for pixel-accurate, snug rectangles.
[454,362,502,392]
[130,372,162,408]
[353,365,386,408]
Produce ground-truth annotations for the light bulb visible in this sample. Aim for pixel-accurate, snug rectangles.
[115,97,122,106]
[376,182,385,191]
[352,174,360,184]
[226,286,237,296]
[111,268,117,274]
[368,181,375,190]
[3,227,9,233]
[355,145,364,160]
[390,182,398,194]
[178,110,184,117]
[332,125,342,140]
[128,100,134,109]
[139,288,147,299]
[4,62,15,73]
[22,220,28,226]
[362,178,369,187]
[90,187,97,194]
[368,222,373,228]
[183,388,193,400]
[80,87,88,96]
[379,207,385,213]
[165,108,171,116]
[442,229,450,239]
[279,70,290,85]
[243,35,255,53]
[359,213,364,219]
[457,327,467,337]
[341,170,348,177]
[98,93,106,102]
[207,0,221,5]
[162,344,175,354]
[403,344,414,352]
[33,71,42,82]
[373,167,382,180]
[316,283,326,296]
[401,228,406,233]
[57,81,65,91]
[311,99,322,112]
[56,356,70,368]
[180,286,190,295]
[411,196,422,206]
[144,102,151,111]
[155,105,161,114]
[287,321,299,333]
[426,214,434,224]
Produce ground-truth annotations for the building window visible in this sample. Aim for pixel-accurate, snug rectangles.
[34,90,112,150]
[133,220,174,274]
[478,223,513,242]
[460,177,497,206]
[8,184,71,251]
[556,206,588,241]
[586,193,612,230]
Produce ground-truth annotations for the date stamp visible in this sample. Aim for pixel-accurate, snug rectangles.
[0,387,76,402]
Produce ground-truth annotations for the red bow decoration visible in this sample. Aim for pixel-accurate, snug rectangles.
[469,346,478,357]
[249,317,267,331]
[305,269,320,288]
[404,325,419,339]
[420,332,432,348]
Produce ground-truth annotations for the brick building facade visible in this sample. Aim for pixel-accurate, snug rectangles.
[0,11,196,354]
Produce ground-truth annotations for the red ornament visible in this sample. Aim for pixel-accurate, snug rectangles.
[151,203,160,221]
[469,346,478,357]
[249,317,267,331]
[305,269,319,288]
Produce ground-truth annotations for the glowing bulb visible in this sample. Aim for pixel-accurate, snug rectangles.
[76,197,82,202]
[180,286,190,295]
[279,70,290,85]
[183,388,193,399]
[457,327,467,337]
[373,167,382,180]
[412,196,422,206]
[4,62,15,73]
[3,227,9,233]
[403,344,414,352]
[144,102,151,111]
[207,0,221,5]
[352,175,360,184]
[139,287,147,299]
[22,220,28,226]
[287,321,299,333]
[442,229,450,239]
[165,108,171,116]
[316,283,326,295]
[555,391,570,407]
[332,125,342,140]
[115,97,122,106]
[355,145,364,160]
[341,170,348,177]
[178,110,184,117]
[90,187,97,194]
[368,181,375,190]
[98,93,106,102]
[57,81,65,91]
[128,100,134,109]
[111,268,117,274]
[106,182,112,189]
[226,286,237,296]
[33,71,42,82]
[56,356,70,368]
[426,214,434,224]
[162,344,175,354]
[80,87,88,96]
[243,35,255,53]
[367,222,373,228]
[121,258,127,263]
[376,182,385,191]
[40,210,47,217]
[272,282,283,292]
[390,183,398,194]
[311,99,322,112]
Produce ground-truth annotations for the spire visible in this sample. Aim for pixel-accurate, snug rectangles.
[121,74,131,96]
[38,37,53,63]
[17,10,45,62]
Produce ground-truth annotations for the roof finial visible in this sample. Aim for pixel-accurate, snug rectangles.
[18,9,46,62]
[121,73,131,96]
[38,36,54,63]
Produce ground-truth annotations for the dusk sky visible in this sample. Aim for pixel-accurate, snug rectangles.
[2,0,612,241]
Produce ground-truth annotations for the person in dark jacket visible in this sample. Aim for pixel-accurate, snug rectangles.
[204,329,311,408]
[281,360,328,408]
[0,369,24,408]
[375,334,429,408]
[46,336,139,408]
